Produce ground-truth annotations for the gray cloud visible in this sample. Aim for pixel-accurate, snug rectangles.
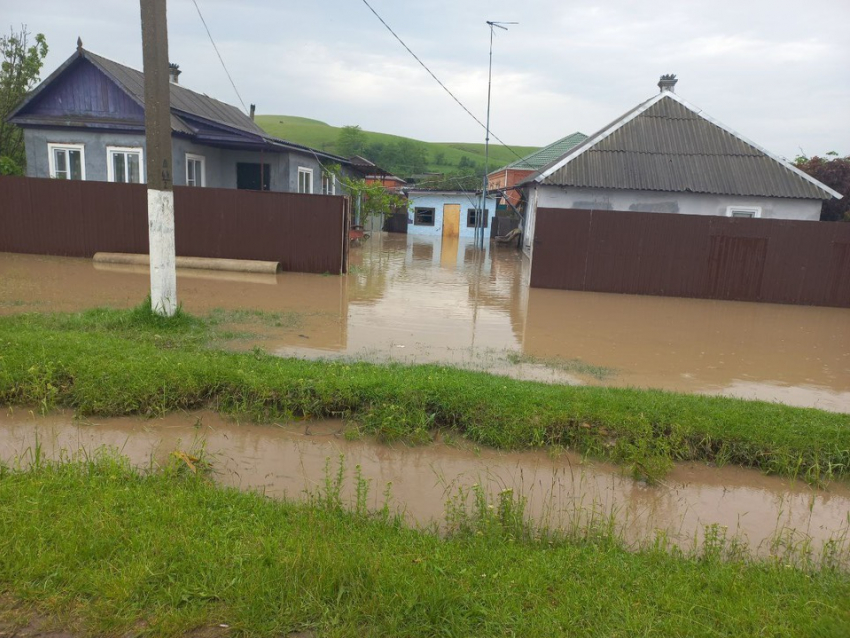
[3,0,848,159]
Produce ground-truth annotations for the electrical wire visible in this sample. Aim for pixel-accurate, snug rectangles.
[190,0,249,114]
[358,0,526,164]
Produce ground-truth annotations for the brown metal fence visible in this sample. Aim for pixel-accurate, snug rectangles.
[0,176,348,274]
[530,208,850,308]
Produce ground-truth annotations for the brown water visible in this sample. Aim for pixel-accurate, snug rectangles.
[2,409,848,560]
[2,234,849,411]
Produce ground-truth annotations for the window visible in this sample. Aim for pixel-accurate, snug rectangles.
[107,146,144,183]
[186,153,205,187]
[726,206,761,218]
[321,172,335,195]
[298,167,313,194]
[414,207,435,226]
[467,208,488,228]
[47,143,85,180]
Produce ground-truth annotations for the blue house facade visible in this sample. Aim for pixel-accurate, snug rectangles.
[8,44,355,193]
[405,189,497,239]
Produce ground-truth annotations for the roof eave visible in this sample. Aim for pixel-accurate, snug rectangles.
[659,92,843,200]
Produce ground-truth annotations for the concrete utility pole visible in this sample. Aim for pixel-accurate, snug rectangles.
[140,0,177,316]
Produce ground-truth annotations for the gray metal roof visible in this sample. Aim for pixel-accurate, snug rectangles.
[536,94,838,200]
[84,50,266,137]
[504,132,587,171]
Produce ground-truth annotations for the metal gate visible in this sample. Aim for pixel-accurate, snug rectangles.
[530,208,850,308]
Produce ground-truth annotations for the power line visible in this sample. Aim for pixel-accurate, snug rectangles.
[358,0,525,164]
[190,0,248,114]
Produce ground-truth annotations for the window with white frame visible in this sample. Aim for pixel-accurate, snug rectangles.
[298,167,313,194]
[186,153,206,187]
[107,146,144,183]
[726,206,761,218]
[321,171,335,195]
[47,143,85,180]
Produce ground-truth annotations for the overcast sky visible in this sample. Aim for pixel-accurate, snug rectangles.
[3,0,849,160]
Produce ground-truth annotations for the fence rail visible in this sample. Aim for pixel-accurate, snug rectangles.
[530,208,850,308]
[0,176,347,274]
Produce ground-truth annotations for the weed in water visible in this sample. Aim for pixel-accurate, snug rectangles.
[1,453,849,636]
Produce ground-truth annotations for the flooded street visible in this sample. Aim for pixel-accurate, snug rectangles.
[1,233,849,412]
[2,409,848,559]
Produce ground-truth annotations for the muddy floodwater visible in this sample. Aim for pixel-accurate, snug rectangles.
[2,409,848,560]
[2,233,849,412]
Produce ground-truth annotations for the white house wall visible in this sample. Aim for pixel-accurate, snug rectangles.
[535,186,822,221]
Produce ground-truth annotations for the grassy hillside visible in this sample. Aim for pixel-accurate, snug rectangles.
[255,115,539,177]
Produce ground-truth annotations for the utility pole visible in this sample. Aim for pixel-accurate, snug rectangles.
[140,0,177,316]
[478,20,516,249]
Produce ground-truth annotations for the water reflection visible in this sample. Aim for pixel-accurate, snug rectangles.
[2,408,848,558]
[1,234,848,411]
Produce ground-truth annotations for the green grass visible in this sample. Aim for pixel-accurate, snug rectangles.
[206,308,304,330]
[0,304,849,483]
[505,350,617,381]
[0,454,848,637]
[255,115,539,174]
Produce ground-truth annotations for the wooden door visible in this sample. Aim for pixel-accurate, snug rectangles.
[442,204,460,238]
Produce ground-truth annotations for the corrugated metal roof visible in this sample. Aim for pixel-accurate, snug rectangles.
[505,132,587,170]
[80,50,348,162]
[84,50,266,137]
[538,95,835,200]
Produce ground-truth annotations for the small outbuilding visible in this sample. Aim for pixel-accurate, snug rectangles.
[405,189,497,239]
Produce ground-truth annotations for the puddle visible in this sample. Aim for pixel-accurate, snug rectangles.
[2,409,848,560]
[2,234,849,412]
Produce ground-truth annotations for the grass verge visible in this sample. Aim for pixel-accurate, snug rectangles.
[0,454,848,637]
[0,304,848,483]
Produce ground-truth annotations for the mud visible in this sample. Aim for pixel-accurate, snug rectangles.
[2,409,848,558]
[2,233,848,411]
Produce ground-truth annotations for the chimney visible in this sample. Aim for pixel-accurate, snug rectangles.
[658,74,677,93]
[249,104,256,121]
[168,63,181,85]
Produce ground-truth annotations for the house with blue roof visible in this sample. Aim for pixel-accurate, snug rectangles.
[7,41,356,194]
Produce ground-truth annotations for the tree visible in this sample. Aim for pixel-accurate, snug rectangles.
[327,164,407,223]
[336,125,366,158]
[394,139,428,175]
[794,152,850,221]
[0,26,48,175]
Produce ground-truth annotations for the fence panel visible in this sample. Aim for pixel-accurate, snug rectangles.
[0,176,346,274]
[531,207,850,308]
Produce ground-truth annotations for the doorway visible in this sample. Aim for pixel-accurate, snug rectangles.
[442,204,460,238]
[236,163,271,191]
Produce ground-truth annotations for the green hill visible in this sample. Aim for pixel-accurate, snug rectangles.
[255,115,539,178]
